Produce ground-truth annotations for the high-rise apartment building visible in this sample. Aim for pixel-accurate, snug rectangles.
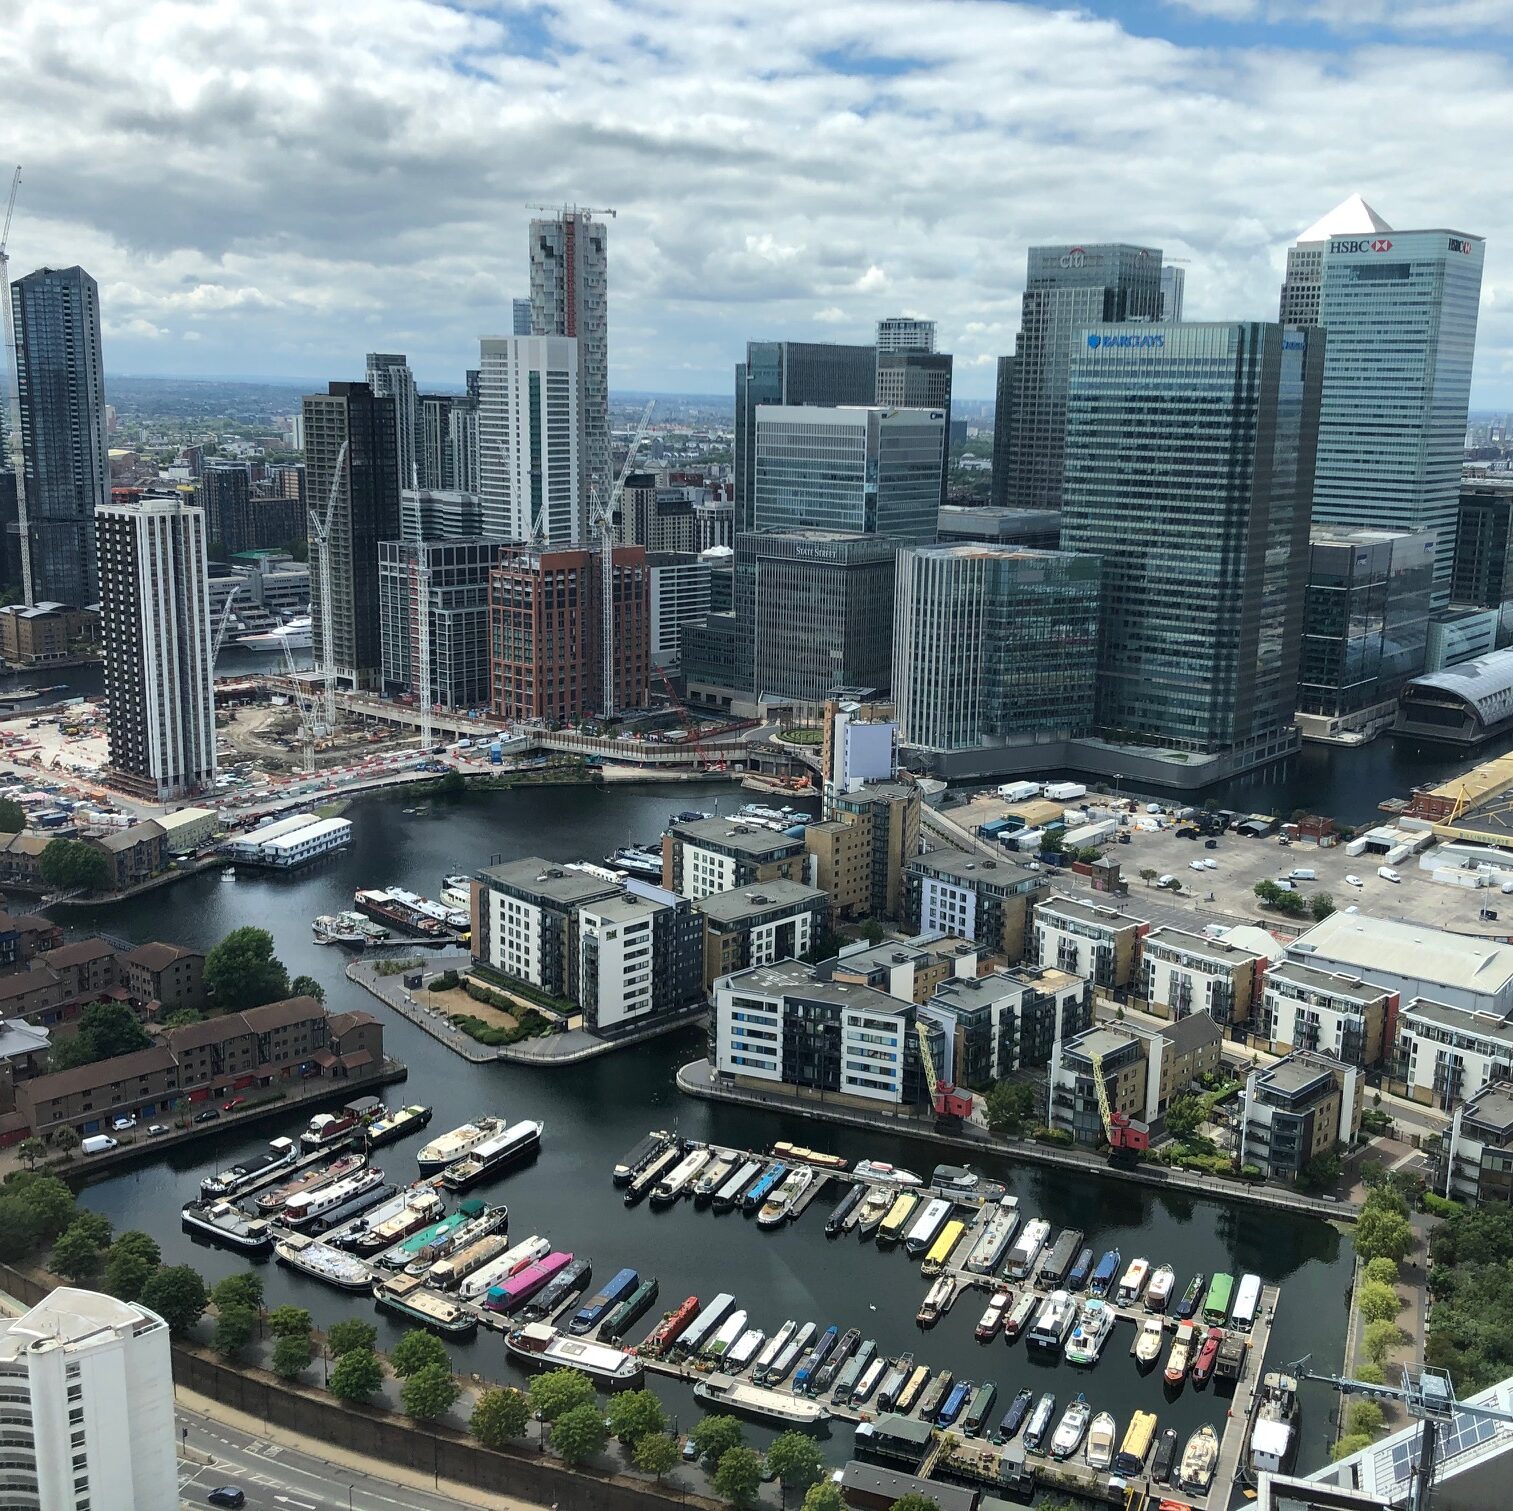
[1158,265,1185,322]
[876,316,936,353]
[752,405,943,542]
[488,542,649,721]
[1005,243,1163,512]
[478,335,581,543]
[417,393,455,490]
[1453,479,1513,609]
[200,461,252,555]
[400,487,483,541]
[449,396,479,494]
[303,381,400,690]
[97,490,216,798]
[734,341,876,532]
[529,209,608,521]
[892,544,1101,752]
[512,297,532,336]
[0,1287,178,1511]
[1062,322,1324,759]
[10,265,108,605]
[365,352,420,493]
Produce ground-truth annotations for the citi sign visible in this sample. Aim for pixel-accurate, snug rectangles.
[1330,238,1394,254]
[1086,333,1164,351]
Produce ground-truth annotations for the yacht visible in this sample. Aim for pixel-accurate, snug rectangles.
[1086,1411,1117,1470]
[238,615,313,651]
[1051,1394,1091,1460]
[417,1117,503,1172]
[1027,1289,1076,1352]
[1064,1298,1114,1365]
[1134,1316,1165,1367]
[1116,1257,1151,1305]
[1146,1264,1177,1312]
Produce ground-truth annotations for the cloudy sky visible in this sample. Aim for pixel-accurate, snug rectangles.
[5,0,1511,401]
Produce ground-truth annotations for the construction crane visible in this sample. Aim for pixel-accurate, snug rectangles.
[209,586,240,674]
[526,204,617,219]
[1089,1046,1149,1162]
[308,438,348,737]
[0,166,27,605]
[913,1019,974,1128]
[593,399,655,718]
[1290,1360,1513,1511]
[280,635,317,774]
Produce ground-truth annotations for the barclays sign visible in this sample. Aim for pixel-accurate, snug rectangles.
[1086,333,1164,351]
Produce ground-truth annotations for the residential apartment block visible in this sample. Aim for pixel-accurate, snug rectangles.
[903,849,1045,963]
[1140,925,1264,1025]
[805,781,921,921]
[695,880,830,992]
[578,886,702,1033]
[1438,1080,1513,1205]
[1392,996,1513,1110]
[922,965,1091,1086]
[1252,959,1397,1068]
[1238,1051,1363,1180]
[1033,894,1145,993]
[662,817,806,901]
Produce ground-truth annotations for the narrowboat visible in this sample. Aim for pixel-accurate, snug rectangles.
[1088,1248,1121,1298]
[1023,1391,1057,1453]
[569,1267,640,1335]
[458,1235,551,1302]
[600,1278,660,1341]
[613,1130,671,1185]
[1176,1272,1205,1320]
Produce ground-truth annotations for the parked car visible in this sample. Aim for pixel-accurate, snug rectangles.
[111,1115,137,1131]
[1202,858,1217,870]
[1344,874,1363,887]
[682,1438,699,1462]
[193,1108,221,1124]
[207,1491,246,1509]
[1204,839,1218,850]
[146,1123,170,1138]
[222,1097,246,1112]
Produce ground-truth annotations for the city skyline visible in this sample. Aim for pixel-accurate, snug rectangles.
[4,1,1511,402]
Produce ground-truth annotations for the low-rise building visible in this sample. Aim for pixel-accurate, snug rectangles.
[1238,1051,1363,1180]
[1049,1014,1224,1145]
[922,965,1091,1085]
[903,848,1045,963]
[695,880,830,992]
[155,806,218,855]
[0,907,61,973]
[0,833,51,886]
[1393,996,1513,1110]
[0,601,100,665]
[662,817,806,901]
[808,782,921,921]
[42,938,120,1001]
[1438,1080,1513,1205]
[0,963,64,1023]
[1253,959,1398,1067]
[1140,925,1264,1025]
[1033,894,1146,992]
[577,887,703,1033]
[122,942,205,1016]
[88,821,168,889]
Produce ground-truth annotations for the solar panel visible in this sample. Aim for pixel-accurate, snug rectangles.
[1369,1411,1508,1497]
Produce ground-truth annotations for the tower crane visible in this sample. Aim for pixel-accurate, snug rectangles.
[209,585,241,674]
[592,399,654,718]
[280,634,317,774]
[413,551,433,753]
[308,438,348,737]
[526,204,617,219]
[913,1019,974,1128]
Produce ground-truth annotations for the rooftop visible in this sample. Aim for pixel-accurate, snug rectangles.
[1265,959,1390,1007]
[1461,1080,1513,1137]
[720,958,905,1015]
[24,1044,177,1100]
[1037,892,1139,929]
[1295,192,1393,244]
[907,847,1037,889]
[123,941,199,972]
[94,819,166,851]
[1160,1011,1224,1058]
[1255,1052,1344,1101]
[583,893,663,924]
[43,937,119,970]
[1400,996,1513,1050]
[671,817,805,857]
[1289,913,1513,997]
[480,856,624,907]
[0,1287,166,1364]
[1145,924,1265,966]
[695,879,827,924]
[1064,1023,1151,1065]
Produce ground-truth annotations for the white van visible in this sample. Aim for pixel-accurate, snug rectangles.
[81,1134,118,1156]
[1378,866,1402,884]
[1288,868,1317,881]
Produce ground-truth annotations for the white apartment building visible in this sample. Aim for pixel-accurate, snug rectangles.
[1395,996,1513,1110]
[876,317,937,354]
[1141,925,1264,1025]
[474,857,620,999]
[648,553,712,668]
[1033,894,1144,992]
[0,1287,177,1511]
[579,894,658,1031]
[1254,959,1397,1067]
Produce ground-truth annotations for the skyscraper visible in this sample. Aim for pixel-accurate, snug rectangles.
[365,352,420,492]
[512,297,532,336]
[529,209,608,518]
[753,405,943,542]
[200,461,252,554]
[990,355,1015,511]
[876,350,953,505]
[417,393,455,490]
[876,316,936,353]
[733,341,876,532]
[97,490,216,798]
[1005,243,1163,512]
[10,265,108,605]
[1159,265,1185,322]
[1062,322,1324,760]
[1278,193,1392,326]
[303,381,399,690]
[477,335,581,542]
[1284,201,1485,603]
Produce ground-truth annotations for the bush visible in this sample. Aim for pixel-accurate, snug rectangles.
[1421,1192,1462,1218]
[984,1080,1037,1134]
[431,969,460,991]
[1354,1362,1386,1385]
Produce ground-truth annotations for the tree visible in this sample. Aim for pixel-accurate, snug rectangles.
[162,1008,204,1027]
[1139,868,1158,887]
[1310,891,1336,921]
[766,1432,824,1503]
[272,1332,314,1380]
[140,1265,208,1335]
[0,1197,41,1261]
[1363,1257,1401,1288]
[984,1080,1037,1135]
[860,918,886,945]
[890,1498,943,1511]
[691,1413,745,1466]
[634,1432,681,1482]
[327,1318,378,1357]
[213,1305,256,1358]
[714,1446,764,1507]
[49,1127,79,1155]
[205,926,290,1011]
[401,1361,459,1421]
[1298,1150,1344,1193]
[0,796,24,833]
[1355,1362,1387,1386]
[470,1387,531,1449]
[1346,1400,1385,1438]
[289,974,326,1003]
[212,1271,264,1314]
[529,1366,596,1422]
[109,1228,161,1265]
[1355,1205,1415,1264]
[1364,1320,1407,1366]
[66,1209,112,1247]
[1163,1095,1205,1140]
[48,1224,104,1283]
[1358,1280,1402,1323]
[390,1328,449,1379]
[803,1483,845,1511]
[268,1305,313,1339]
[48,1001,151,1070]
[328,1348,384,1403]
[439,769,467,798]
[39,838,112,893]
[551,1402,609,1466]
[607,1388,665,1446]
[102,1249,153,1302]
[17,1137,45,1170]
[1331,1433,1374,1462]
[5,1173,77,1238]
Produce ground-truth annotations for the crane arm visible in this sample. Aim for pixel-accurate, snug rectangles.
[1,167,18,257]
[211,585,240,665]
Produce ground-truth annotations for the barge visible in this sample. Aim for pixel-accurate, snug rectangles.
[506,1322,643,1384]
[374,1272,478,1337]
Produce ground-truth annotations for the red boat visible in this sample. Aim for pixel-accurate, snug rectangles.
[302,1111,358,1149]
[641,1296,699,1356]
[1191,1326,1223,1386]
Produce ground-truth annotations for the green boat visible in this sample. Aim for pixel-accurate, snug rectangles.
[1202,1271,1234,1325]
[601,1277,660,1341]
[380,1198,484,1270]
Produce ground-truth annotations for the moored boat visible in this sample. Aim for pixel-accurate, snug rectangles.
[625,1146,680,1206]
[522,1257,593,1321]
[1064,1297,1114,1365]
[1249,1371,1300,1473]
[1027,1289,1076,1352]
[916,1275,957,1327]
[301,1110,359,1150]
[1165,1319,1197,1384]
[1086,1411,1117,1469]
[401,1199,507,1274]
[693,1153,736,1205]
[1176,1271,1205,1320]
[851,1159,921,1185]
[727,1327,767,1372]
[740,1161,786,1214]
[902,1197,953,1258]
[1152,1426,1179,1484]
[756,1166,813,1227]
[600,1278,660,1341]
[254,1151,366,1215]
[876,1190,920,1246]
[374,1272,477,1337]
[963,1380,998,1437]
[894,1364,931,1415]
[676,1294,735,1357]
[975,1290,1011,1341]
[417,1117,502,1172]
[703,1309,751,1361]
[459,1234,551,1301]
[997,1387,1033,1441]
[875,1354,914,1411]
[613,1130,672,1185]
[365,1104,433,1149]
[570,1267,640,1335]
[484,1251,574,1314]
[1146,1263,1177,1313]
[282,1166,389,1231]
[1179,1424,1219,1491]
[334,1187,446,1257]
[793,1325,838,1393]
[1003,1291,1037,1342]
[506,1322,643,1384]
[693,1372,829,1427]
[1023,1391,1057,1453]
[427,1229,514,1289]
[712,1159,763,1213]
[937,1378,973,1427]
[651,1144,712,1207]
[825,1184,865,1236]
[200,1137,299,1200]
[1005,1218,1051,1279]
[1067,1246,1095,1292]
[832,1339,875,1401]
[853,1184,893,1237]
[642,1295,700,1356]
[440,1120,542,1192]
[917,1370,954,1423]
[751,1320,796,1380]
[1191,1325,1223,1386]
[273,1232,373,1292]
[1135,1316,1165,1366]
[1116,1256,1151,1305]
[812,1329,860,1395]
[1051,1393,1091,1459]
[381,1198,486,1270]
[964,1194,1021,1274]
[181,1199,274,1254]
[760,1321,815,1385]
[851,1353,887,1406]
[1088,1247,1121,1298]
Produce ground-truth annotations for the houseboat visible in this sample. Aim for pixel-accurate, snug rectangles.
[1135,1316,1165,1366]
[1176,1272,1205,1320]
[417,1117,503,1172]
[693,1154,737,1205]
[1002,1292,1037,1342]
[373,1272,477,1338]
[364,1104,433,1149]
[521,1257,592,1321]
[1115,1257,1151,1305]
[756,1166,813,1227]
[1232,1272,1263,1330]
[854,1185,894,1238]
[876,1191,920,1246]
[200,1137,298,1199]
[458,1235,551,1302]
[713,1159,764,1212]
[1026,1290,1076,1352]
[1165,1319,1196,1384]
[600,1278,660,1342]
[334,1187,446,1258]
[1179,1424,1219,1492]
[569,1267,640,1335]
[483,1251,574,1315]
[273,1232,373,1293]
[693,1373,830,1427]
[1088,1248,1121,1299]
[1005,1219,1051,1279]
[281,1166,389,1231]
[181,1199,274,1254]
[641,1295,700,1356]
[1115,1411,1157,1476]
[506,1323,643,1385]
[613,1130,672,1185]
[439,1120,542,1192]
[974,1290,1011,1341]
[964,1195,1021,1273]
[902,1197,953,1257]
[1023,1391,1057,1453]
[625,1146,680,1206]
[739,1162,786,1214]
[916,1275,957,1327]
[1145,1264,1177,1313]
[426,1230,514,1289]
[825,1185,865,1235]
[677,1293,736,1356]
[1039,1227,1086,1287]
[760,1322,815,1385]
[650,1144,712,1207]
[1202,1272,1234,1325]
[301,1110,359,1150]
[254,1151,366,1215]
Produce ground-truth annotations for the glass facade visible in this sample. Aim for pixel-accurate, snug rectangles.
[1453,480,1513,609]
[1062,321,1323,753]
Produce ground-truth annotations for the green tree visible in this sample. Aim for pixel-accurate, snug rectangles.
[607,1388,665,1445]
[272,1332,314,1380]
[529,1367,596,1422]
[691,1414,745,1466]
[1355,1362,1387,1385]
[1298,1150,1344,1193]
[326,1319,378,1357]
[390,1329,449,1378]
[438,769,466,798]
[1331,1434,1374,1462]
[268,1305,313,1339]
[289,974,326,1003]
[204,926,290,1011]
[634,1431,680,1482]
[66,1210,112,1247]
[48,1127,79,1155]
[140,1265,208,1335]
[0,796,24,832]
[48,1002,151,1070]
[1355,1205,1415,1263]
[17,1137,45,1170]
[983,1080,1036,1134]
[5,1173,77,1238]
[1364,1320,1407,1366]
[213,1305,256,1358]
[212,1271,264,1314]
[48,1224,104,1283]
[0,1197,41,1261]
[328,1347,384,1403]
[890,1498,944,1511]
[102,1249,153,1302]
[1310,891,1336,921]
[803,1483,845,1511]
[401,1361,459,1421]
[1163,1095,1205,1140]
[470,1387,531,1448]
[1363,1257,1401,1288]
[1358,1280,1402,1323]
[551,1402,609,1465]
[1346,1400,1385,1438]
[766,1432,824,1503]
[110,1229,161,1266]
[39,838,112,893]
[714,1446,764,1507]
[162,1008,204,1027]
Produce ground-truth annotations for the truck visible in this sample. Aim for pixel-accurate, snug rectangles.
[1044,781,1088,802]
[81,1134,118,1155]
[997,781,1040,802]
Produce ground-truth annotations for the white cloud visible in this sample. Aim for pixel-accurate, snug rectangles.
[1,0,1509,401]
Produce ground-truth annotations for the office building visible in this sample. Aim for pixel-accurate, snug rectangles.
[97,492,216,799]
[647,551,711,668]
[877,351,954,506]
[753,404,943,542]
[0,1286,178,1511]
[378,538,505,709]
[529,209,608,522]
[303,382,400,689]
[1238,1051,1363,1180]
[1284,200,1485,602]
[477,335,582,543]
[892,543,1100,753]
[662,816,806,901]
[1033,894,1145,993]
[487,541,649,722]
[399,487,483,542]
[1140,925,1265,1026]
[578,885,703,1033]
[806,781,922,921]
[10,265,108,605]
[365,352,420,493]
[903,848,1045,962]
[1158,265,1185,322]
[990,354,1014,511]
[473,857,619,1000]
[1279,194,1392,326]
[876,316,936,353]
[1297,526,1436,737]
[695,879,830,992]
[937,505,1060,549]
[512,296,532,336]
[693,498,734,553]
[1062,321,1324,761]
[734,341,876,532]
[1453,478,1513,609]
[0,472,22,601]
[1004,243,1163,512]
[1253,959,1398,1068]
[735,529,897,702]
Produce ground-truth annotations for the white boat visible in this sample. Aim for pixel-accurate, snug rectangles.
[975,1290,1011,1341]
[1027,1289,1076,1351]
[756,1166,813,1227]
[1116,1256,1151,1305]
[1051,1394,1091,1459]
[237,615,313,651]
[650,1145,711,1207]
[1135,1316,1165,1366]
[505,1322,643,1384]
[200,1137,299,1200]
[1146,1263,1177,1312]
[273,1232,373,1291]
[459,1235,551,1302]
[751,1320,796,1379]
[852,1355,887,1405]
[1006,1218,1051,1279]
[703,1310,750,1359]
[1179,1424,1219,1491]
[1064,1298,1114,1365]
[693,1372,830,1426]
[727,1328,767,1371]
[417,1117,502,1171]
[329,1186,445,1257]
[903,1197,954,1257]
[440,874,472,909]
[1086,1411,1117,1470]
[439,1119,542,1191]
[916,1275,957,1327]
[281,1166,387,1230]
[851,1159,921,1186]
[965,1195,1021,1274]
[181,1200,274,1254]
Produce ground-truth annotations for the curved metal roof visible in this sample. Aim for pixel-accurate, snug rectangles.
[1402,649,1513,726]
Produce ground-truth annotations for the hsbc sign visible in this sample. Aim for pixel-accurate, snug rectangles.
[1448,237,1475,255]
[1330,238,1394,254]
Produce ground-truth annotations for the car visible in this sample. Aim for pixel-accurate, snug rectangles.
[1344,874,1363,887]
[1202,858,1217,870]
[1204,838,1218,850]
[110,1115,137,1131]
[1378,866,1402,884]
[146,1123,169,1138]
[193,1108,221,1124]
[682,1437,699,1462]
[222,1097,246,1112]
[1189,860,1206,872]
[1157,874,1175,887]
[207,1490,246,1508]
